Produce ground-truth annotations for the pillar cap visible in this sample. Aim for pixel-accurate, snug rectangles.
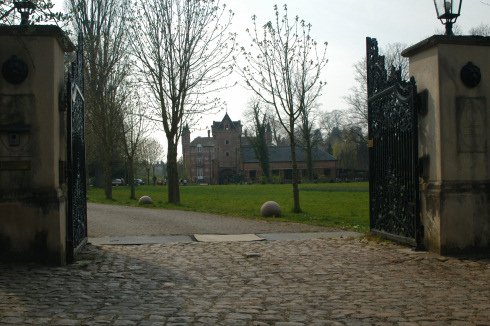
[0,25,75,52]
[402,35,490,58]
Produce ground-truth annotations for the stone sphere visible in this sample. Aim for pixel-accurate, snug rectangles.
[138,195,153,205]
[260,201,281,217]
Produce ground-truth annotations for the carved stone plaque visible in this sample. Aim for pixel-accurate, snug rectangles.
[0,94,33,158]
[456,97,487,153]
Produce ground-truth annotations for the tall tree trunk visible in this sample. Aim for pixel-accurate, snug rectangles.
[152,165,156,185]
[261,136,270,182]
[305,138,314,181]
[103,160,113,200]
[289,130,301,213]
[128,157,135,199]
[166,141,180,204]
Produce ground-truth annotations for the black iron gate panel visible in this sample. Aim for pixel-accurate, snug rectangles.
[367,37,421,247]
[66,34,87,262]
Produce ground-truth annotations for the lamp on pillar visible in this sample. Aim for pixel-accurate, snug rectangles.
[433,0,462,36]
[13,0,38,25]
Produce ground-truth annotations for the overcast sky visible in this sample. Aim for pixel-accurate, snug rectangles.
[55,0,489,150]
[197,0,489,136]
[222,0,490,129]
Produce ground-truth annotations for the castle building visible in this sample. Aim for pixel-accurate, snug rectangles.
[182,113,337,184]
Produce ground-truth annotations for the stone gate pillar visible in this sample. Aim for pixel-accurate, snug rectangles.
[403,36,490,255]
[0,26,74,264]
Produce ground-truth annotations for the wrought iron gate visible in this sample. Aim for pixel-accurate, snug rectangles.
[66,34,87,262]
[366,37,421,247]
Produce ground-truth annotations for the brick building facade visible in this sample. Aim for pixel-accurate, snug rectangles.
[182,113,337,184]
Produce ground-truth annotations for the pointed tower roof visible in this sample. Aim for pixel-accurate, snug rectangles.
[212,113,241,131]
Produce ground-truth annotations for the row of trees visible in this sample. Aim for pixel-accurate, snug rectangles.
[0,0,233,203]
[0,0,166,198]
[67,0,167,200]
[66,0,326,211]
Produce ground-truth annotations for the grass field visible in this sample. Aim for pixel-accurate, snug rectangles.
[87,182,369,232]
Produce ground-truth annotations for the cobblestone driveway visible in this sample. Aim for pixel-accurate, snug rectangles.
[1,238,489,325]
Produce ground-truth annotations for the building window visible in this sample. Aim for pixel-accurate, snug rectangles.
[324,168,331,176]
[197,144,202,152]
[225,152,229,157]
[225,124,229,130]
[249,170,256,179]
[225,139,229,145]
[197,167,203,179]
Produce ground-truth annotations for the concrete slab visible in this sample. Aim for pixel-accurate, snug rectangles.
[89,235,194,245]
[193,234,264,242]
[257,231,362,241]
[88,231,362,245]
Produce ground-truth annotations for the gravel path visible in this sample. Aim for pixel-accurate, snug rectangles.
[88,203,334,237]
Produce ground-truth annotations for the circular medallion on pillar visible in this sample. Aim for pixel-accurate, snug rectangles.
[2,55,29,85]
[460,62,481,88]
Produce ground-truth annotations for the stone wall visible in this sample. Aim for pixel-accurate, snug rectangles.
[403,36,490,254]
[0,26,74,264]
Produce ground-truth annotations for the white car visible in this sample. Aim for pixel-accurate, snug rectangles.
[134,178,145,185]
[112,178,124,186]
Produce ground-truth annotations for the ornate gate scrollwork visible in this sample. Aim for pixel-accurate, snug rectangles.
[66,34,87,262]
[367,37,422,248]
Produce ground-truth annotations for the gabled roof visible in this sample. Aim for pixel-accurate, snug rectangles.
[190,136,214,147]
[241,146,336,163]
[212,113,241,131]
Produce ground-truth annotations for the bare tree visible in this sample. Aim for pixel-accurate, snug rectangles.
[344,42,408,130]
[332,126,368,178]
[139,138,163,186]
[239,4,328,212]
[297,68,325,182]
[320,109,346,138]
[244,100,270,182]
[297,104,321,181]
[121,89,148,200]
[130,0,235,204]
[344,58,368,129]
[384,43,409,80]
[268,113,288,146]
[469,23,490,36]
[68,0,131,199]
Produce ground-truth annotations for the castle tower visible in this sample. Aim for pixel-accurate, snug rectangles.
[211,113,242,183]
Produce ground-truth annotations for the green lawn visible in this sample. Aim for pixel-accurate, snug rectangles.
[87,182,369,232]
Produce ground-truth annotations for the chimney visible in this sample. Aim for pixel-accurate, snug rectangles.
[207,129,210,138]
